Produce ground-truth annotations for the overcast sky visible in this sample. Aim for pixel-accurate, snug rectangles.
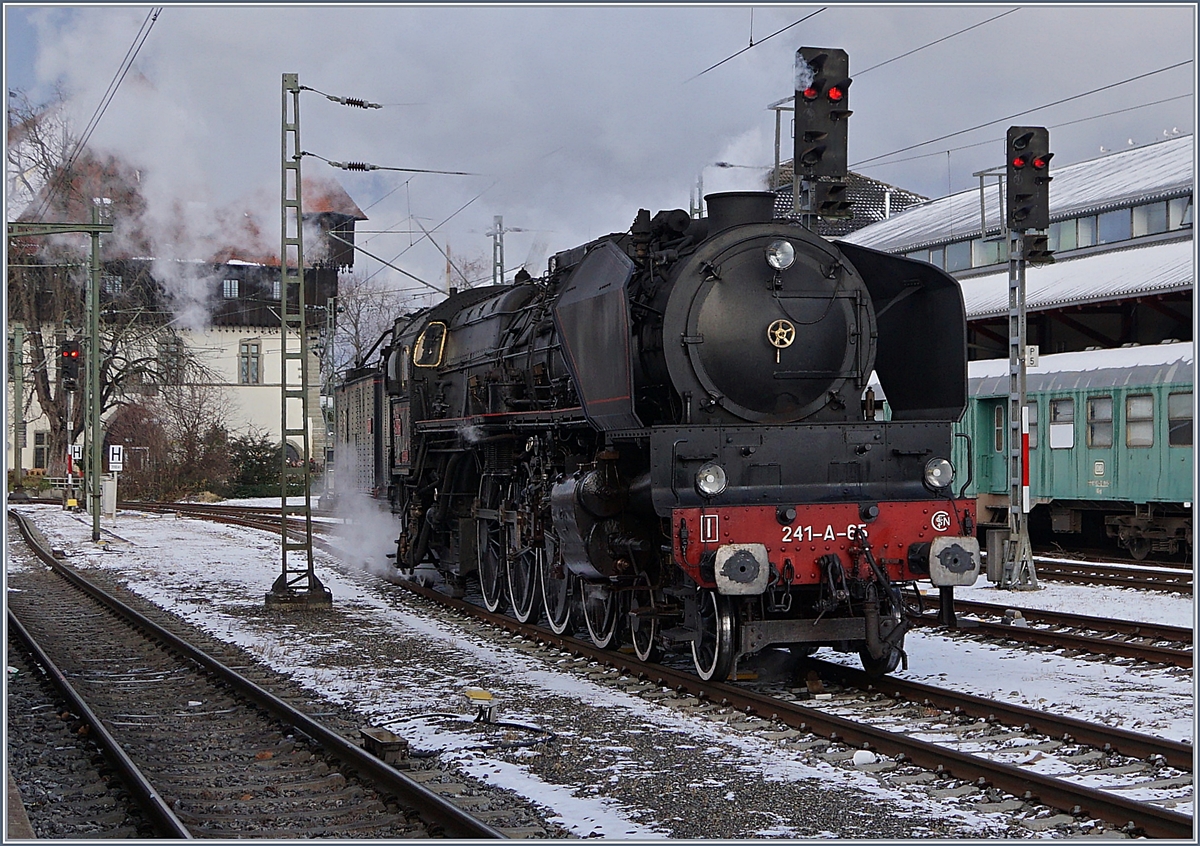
[4,3,1196,306]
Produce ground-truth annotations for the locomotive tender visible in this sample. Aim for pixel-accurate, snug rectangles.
[336,191,982,679]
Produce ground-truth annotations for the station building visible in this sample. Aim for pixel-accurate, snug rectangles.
[6,146,365,483]
[837,134,1194,360]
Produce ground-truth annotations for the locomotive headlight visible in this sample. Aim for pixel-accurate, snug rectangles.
[765,240,796,271]
[695,462,728,497]
[923,457,955,491]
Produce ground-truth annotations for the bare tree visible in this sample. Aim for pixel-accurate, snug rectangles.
[329,271,415,373]
[7,89,200,477]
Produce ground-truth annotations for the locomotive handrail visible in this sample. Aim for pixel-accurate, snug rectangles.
[954,431,974,499]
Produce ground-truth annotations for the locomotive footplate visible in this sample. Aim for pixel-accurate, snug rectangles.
[673,500,979,590]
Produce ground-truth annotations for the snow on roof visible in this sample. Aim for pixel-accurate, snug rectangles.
[967,341,1194,395]
[842,135,1194,253]
[957,238,1194,319]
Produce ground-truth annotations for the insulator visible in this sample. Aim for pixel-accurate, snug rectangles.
[344,162,375,171]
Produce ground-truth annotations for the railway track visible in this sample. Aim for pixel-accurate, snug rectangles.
[388,576,1193,838]
[1028,559,1192,594]
[7,510,505,839]
[911,600,1193,669]
[23,503,1193,837]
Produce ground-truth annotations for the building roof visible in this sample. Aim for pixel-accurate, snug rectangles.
[956,238,1194,320]
[842,134,1194,253]
[768,165,928,238]
[967,340,1193,395]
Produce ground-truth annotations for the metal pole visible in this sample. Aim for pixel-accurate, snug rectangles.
[491,215,504,287]
[88,205,102,542]
[270,72,329,609]
[1001,229,1038,590]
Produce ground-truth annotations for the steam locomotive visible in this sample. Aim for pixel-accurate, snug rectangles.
[334,191,981,680]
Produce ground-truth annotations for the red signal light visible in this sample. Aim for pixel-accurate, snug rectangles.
[1011,155,1027,169]
[827,86,845,103]
[802,86,819,101]
[1032,156,1048,169]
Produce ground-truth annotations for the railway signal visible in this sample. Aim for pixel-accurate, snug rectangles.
[813,180,852,219]
[1006,126,1052,231]
[60,339,81,390]
[1024,233,1055,265]
[794,47,852,178]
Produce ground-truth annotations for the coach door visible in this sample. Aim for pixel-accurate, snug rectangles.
[975,399,1008,496]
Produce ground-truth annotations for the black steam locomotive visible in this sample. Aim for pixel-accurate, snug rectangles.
[334,191,981,680]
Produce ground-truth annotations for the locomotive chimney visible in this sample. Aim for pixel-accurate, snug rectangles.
[704,191,777,233]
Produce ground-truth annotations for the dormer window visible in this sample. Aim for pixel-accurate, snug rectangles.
[223,278,239,299]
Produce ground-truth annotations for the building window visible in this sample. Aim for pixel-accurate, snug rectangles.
[33,431,48,469]
[157,337,184,385]
[1087,396,1113,448]
[971,238,1003,267]
[102,274,122,294]
[223,278,239,299]
[1049,398,1074,449]
[944,240,971,272]
[993,405,1004,452]
[904,249,927,263]
[1027,402,1038,449]
[239,340,261,384]
[1125,394,1154,447]
[1132,201,1168,237]
[1168,392,1192,446]
[927,246,944,269]
[1049,219,1077,252]
[1167,196,1192,230]
[1076,215,1097,248]
[272,277,282,300]
[1097,208,1131,244]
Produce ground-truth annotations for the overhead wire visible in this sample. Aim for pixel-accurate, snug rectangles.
[34,7,163,220]
[854,92,1193,172]
[686,8,826,82]
[855,8,1020,76]
[851,59,1193,170]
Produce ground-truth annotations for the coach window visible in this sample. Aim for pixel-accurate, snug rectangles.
[414,322,447,368]
[1086,396,1113,447]
[1049,398,1074,449]
[1027,402,1038,449]
[1167,196,1192,230]
[993,406,1004,452]
[1168,392,1192,446]
[1125,394,1154,447]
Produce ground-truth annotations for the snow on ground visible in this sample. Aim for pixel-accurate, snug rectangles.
[6,503,1196,835]
[954,569,1195,629]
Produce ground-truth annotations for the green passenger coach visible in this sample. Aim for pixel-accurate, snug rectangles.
[954,342,1193,560]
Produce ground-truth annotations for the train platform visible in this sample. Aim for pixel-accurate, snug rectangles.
[7,772,35,839]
